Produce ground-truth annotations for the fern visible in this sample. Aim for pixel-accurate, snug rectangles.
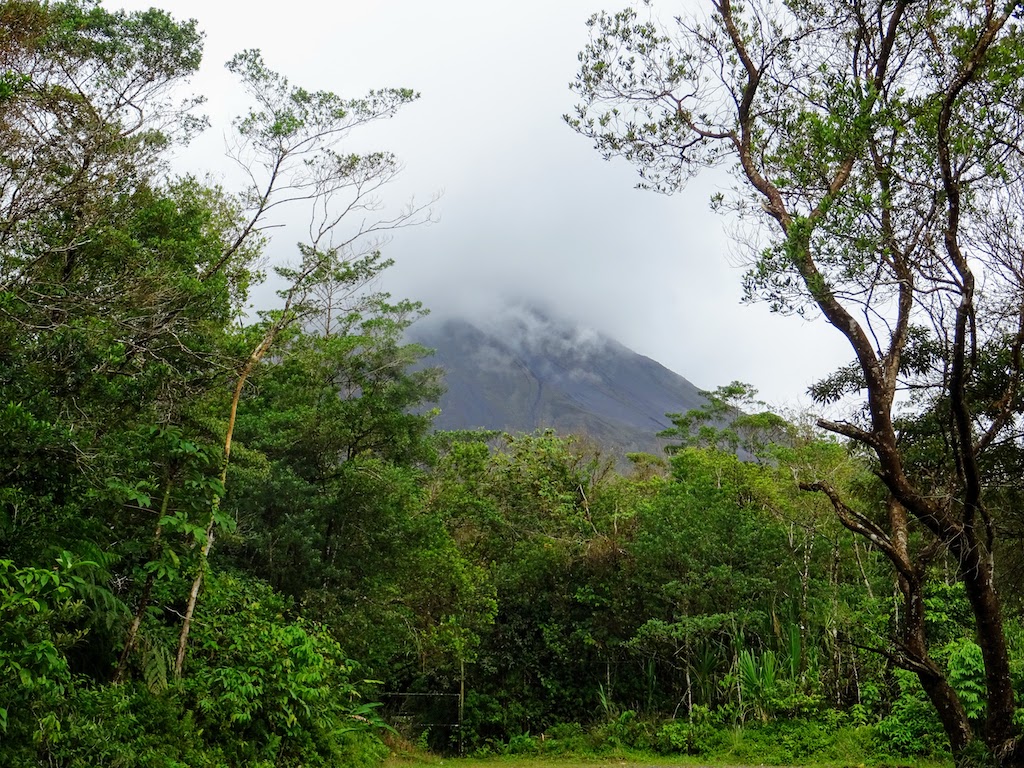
[143,642,171,694]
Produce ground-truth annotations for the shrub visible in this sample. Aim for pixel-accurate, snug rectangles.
[876,670,949,758]
[16,681,222,768]
[182,573,388,768]
[655,707,727,756]
[592,709,656,750]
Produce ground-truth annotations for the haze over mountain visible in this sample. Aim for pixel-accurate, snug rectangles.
[409,305,708,457]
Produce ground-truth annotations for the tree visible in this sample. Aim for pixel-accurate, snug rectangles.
[172,48,432,677]
[570,0,1024,763]
[0,5,433,762]
[223,295,446,604]
[660,381,791,456]
[0,1,255,746]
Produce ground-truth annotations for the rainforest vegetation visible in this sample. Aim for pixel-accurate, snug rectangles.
[4,1,1024,767]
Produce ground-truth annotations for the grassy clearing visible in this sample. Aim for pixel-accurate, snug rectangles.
[377,719,955,768]
[382,750,953,768]
[383,757,711,768]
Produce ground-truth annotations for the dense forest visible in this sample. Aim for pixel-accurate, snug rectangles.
[3,1,1024,767]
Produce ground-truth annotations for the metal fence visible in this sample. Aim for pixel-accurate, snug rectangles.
[380,691,463,755]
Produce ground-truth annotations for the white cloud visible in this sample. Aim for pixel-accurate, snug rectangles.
[111,0,853,408]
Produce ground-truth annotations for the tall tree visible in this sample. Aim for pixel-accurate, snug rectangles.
[0,2,440,763]
[168,48,431,674]
[0,0,254,749]
[570,0,1024,763]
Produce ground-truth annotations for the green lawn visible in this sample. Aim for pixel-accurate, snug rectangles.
[383,753,952,768]
[385,759,703,768]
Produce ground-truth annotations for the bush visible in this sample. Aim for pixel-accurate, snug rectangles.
[655,707,727,756]
[21,681,222,768]
[590,709,656,750]
[182,573,388,768]
[503,733,539,754]
[688,718,888,765]
[538,722,588,755]
[876,670,949,758]
[460,690,511,751]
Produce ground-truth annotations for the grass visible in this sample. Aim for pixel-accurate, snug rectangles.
[382,749,954,768]
[378,719,954,768]
[384,757,718,768]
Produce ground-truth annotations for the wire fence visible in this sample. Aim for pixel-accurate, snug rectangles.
[380,691,463,755]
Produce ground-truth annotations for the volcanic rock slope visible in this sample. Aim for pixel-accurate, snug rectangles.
[410,308,707,457]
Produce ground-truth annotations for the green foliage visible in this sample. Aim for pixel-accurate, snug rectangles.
[220,298,489,689]
[570,0,1024,759]
[661,381,791,457]
[0,553,99,736]
[738,649,780,722]
[0,1,430,765]
[628,448,793,653]
[30,682,217,768]
[655,707,728,756]
[876,670,949,758]
[720,719,885,765]
[435,427,896,751]
[591,709,656,751]
[473,712,897,765]
[945,639,987,722]
[183,573,388,767]
[10,2,1024,765]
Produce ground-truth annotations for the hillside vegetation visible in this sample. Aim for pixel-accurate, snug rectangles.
[3,2,1024,767]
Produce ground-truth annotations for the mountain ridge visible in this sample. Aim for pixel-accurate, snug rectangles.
[409,306,707,457]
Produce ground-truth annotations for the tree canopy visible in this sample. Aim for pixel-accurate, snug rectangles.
[570,0,1024,763]
[5,1,1024,766]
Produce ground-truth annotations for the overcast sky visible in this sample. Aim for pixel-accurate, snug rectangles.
[111,0,853,411]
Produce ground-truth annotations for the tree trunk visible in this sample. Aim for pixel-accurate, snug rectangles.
[114,481,172,684]
[174,322,281,677]
[899,570,973,759]
[950,529,1021,765]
